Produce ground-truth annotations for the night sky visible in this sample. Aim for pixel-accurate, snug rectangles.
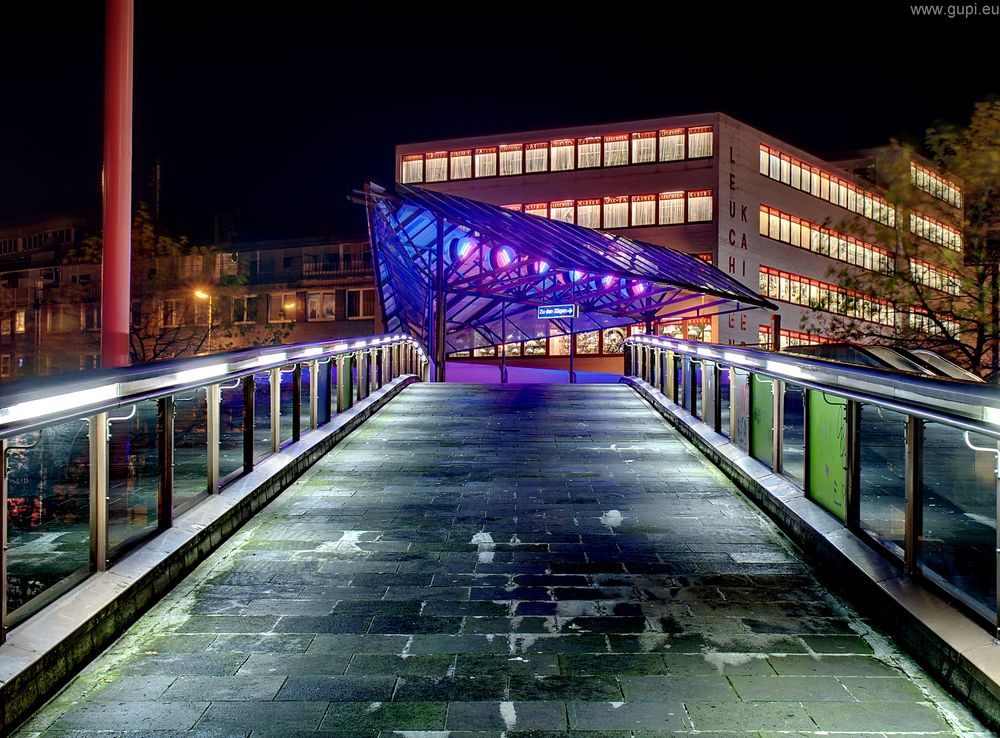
[2,3,996,241]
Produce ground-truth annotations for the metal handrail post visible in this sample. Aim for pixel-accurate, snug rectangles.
[269,368,280,453]
[90,412,109,572]
[242,375,255,473]
[291,364,302,443]
[206,384,220,492]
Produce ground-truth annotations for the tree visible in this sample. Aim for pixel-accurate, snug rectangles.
[801,100,1000,376]
[69,204,293,364]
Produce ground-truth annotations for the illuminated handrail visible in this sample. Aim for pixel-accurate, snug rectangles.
[0,333,427,438]
[626,334,1000,439]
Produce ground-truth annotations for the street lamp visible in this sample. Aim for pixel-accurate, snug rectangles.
[193,289,212,353]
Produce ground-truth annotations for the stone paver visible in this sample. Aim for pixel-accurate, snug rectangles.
[12,384,992,736]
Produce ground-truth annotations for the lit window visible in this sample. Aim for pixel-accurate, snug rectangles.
[525,142,549,173]
[523,338,547,356]
[400,154,423,183]
[631,132,656,164]
[577,198,601,228]
[232,295,257,323]
[525,202,548,219]
[550,200,574,224]
[80,304,100,331]
[576,331,600,354]
[14,309,25,334]
[347,288,376,319]
[425,151,448,182]
[551,139,574,171]
[159,299,184,329]
[631,195,656,226]
[687,190,713,222]
[603,134,629,166]
[475,147,497,177]
[179,255,203,279]
[269,292,297,322]
[501,203,522,212]
[549,334,570,356]
[603,196,629,228]
[307,291,337,320]
[602,327,627,354]
[504,342,521,356]
[499,144,523,176]
[687,126,713,158]
[659,128,685,161]
[577,137,601,168]
[450,149,472,180]
[658,192,685,224]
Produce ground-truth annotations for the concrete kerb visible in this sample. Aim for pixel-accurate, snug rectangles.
[622,374,1000,733]
[0,374,419,735]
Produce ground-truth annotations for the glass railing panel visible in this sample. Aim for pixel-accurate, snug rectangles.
[219,381,245,480]
[173,388,209,512]
[782,383,806,485]
[301,363,312,431]
[253,372,272,461]
[279,366,295,446]
[5,421,91,621]
[719,365,731,437]
[922,422,997,618]
[858,404,906,556]
[108,399,160,553]
[693,362,703,419]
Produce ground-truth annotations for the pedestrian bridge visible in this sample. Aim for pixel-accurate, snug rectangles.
[1,333,999,735]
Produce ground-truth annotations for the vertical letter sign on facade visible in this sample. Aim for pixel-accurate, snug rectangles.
[807,390,847,521]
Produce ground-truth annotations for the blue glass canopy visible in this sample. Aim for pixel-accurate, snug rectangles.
[364,183,775,352]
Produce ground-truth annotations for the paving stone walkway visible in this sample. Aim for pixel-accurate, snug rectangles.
[15,384,992,737]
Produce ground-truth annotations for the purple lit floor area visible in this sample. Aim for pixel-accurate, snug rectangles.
[445,361,620,384]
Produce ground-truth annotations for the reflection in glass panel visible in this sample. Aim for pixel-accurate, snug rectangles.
[108,399,159,552]
[549,335,570,356]
[279,366,295,446]
[577,331,599,354]
[674,356,683,404]
[220,381,245,479]
[858,405,906,555]
[174,389,208,511]
[254,372,272,461]
[922,422,997,616]
[782,383,805,485]
[693,362,703,418]
[602,328,627,355]
[719,366,731,436]
[301,364,312,431]
[523,339,546,356]
[5,423,91,618]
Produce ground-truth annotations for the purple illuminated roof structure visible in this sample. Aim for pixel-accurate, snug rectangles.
[364,183,775,352]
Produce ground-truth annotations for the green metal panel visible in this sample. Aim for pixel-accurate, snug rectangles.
[750,374,773,466]
[807,389,848,521]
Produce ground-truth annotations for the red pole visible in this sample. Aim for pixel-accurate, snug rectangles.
[101,0,134,368]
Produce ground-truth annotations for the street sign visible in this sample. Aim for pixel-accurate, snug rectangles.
[537,304,579,320]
